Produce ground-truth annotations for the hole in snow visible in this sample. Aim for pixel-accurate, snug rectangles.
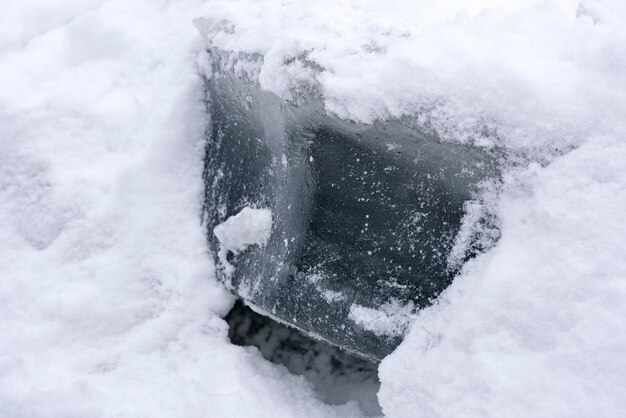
[225,300,382,416]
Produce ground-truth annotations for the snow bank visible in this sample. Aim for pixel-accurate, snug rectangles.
[380,135,626,417]
[195,0,626,152]
[2,0,626,417]
[0,1,363,417]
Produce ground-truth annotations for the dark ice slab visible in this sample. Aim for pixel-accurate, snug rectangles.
[203,50,498,360]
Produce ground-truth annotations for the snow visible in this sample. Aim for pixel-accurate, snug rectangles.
[379,134,626,417]
[195,0,626,151]
[196,2,626,415]
[214,207,272,254]
[0,1,364,417]
[213,206,272,279]
[2,0,626,417]
[349,301,414,338]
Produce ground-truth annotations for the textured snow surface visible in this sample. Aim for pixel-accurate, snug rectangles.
[2,0,626,417]
[379,135,626,417]
[0,1,364,417]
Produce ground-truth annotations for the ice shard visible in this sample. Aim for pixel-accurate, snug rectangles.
[202,50,498,360]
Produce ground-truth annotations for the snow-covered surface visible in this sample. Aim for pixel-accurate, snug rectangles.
[197,2,626,416]
[2,0,626,417]
[379,134,626,418]
[195,0,626,151]
[214,207,272,253]
[0,1,364,417]
[349,301,414,338]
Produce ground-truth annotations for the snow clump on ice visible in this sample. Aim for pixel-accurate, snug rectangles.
[214,207,273,254]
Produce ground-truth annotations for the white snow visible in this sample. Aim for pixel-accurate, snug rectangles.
[0,1,364,417]
[214,207,273,254]
[349,301,414,338]
[2,0,626,417]
[213,206,272,279]
[195,2,626,415]
[379,135,626,417]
